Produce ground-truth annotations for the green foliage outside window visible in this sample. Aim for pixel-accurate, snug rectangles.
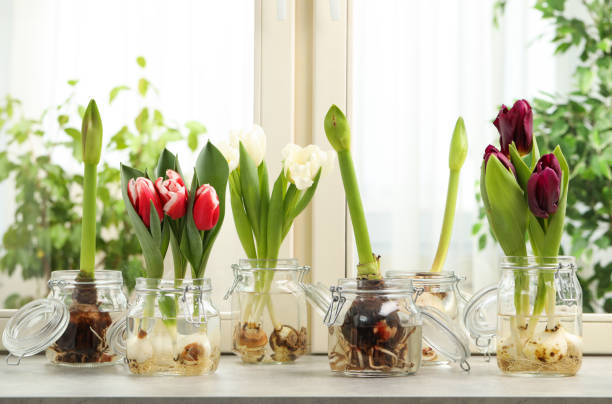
[0,57,207,308]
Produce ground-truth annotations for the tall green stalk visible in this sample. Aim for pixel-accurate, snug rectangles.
[324,105,378,279]
[78,100,103,281]
[431,117,467,272]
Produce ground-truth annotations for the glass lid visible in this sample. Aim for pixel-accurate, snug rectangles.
[462,285,497,348]
[2,298,69,362]
[420,306,471,371]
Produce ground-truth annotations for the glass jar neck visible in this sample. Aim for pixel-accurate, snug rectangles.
[335,277,415,296]
[134,277,212,294]
[49,269,123,286]
[385,271,459,286]
[500,256,576,271]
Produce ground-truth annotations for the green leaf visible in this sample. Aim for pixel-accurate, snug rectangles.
[57,114,69,126]
[185,121,207,135]
[120,164,164,279]
[257,162,270,258]
[136,56,146,68]
[67,79,79,86]
[471,222,482,235]
[188,131,198,151]
[291,169,321,218]
[138,78,149,97]
[239,142,261,240]
[509,144,532,193]
[180,173,204,275]
[482,157,527,256]
[229,171,257,258]
[157,295,177,328]
[109,85,129,103]
[266,172,285,260]
[195,141,229,275]
[478,233,487,250]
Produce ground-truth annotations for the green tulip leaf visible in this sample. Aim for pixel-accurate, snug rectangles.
[482,156,528,256]
[180,172,204,274]
[266,172,286,261]
[239,142,261,240]
[196,141,229,277]
[229,171,257,259]
[257,162,269,258]
[509,143,532,193]
[120,163,164,279]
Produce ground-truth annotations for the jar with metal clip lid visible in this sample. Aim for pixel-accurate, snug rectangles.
[2,269,127,367]
[302,277,471,377]
[385,271,470,365]
[107,277,221,376]
[224,259,310,364]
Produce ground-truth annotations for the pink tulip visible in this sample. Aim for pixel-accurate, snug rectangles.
[127,177,164,227]
[154,169,188,220]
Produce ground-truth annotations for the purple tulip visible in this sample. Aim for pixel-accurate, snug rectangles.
[527,154,561,218]
[493,99,533,156]
[483,145,516,177]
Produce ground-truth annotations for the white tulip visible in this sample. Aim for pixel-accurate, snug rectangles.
[215,131,240,171]
[215,124,267,171]
[282,143,335,190]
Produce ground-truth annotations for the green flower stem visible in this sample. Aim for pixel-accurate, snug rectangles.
[78,163,97,280]
[337,150,377,278]
[431,170,460,272]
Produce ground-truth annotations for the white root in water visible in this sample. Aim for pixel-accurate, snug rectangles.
[522,325,568,363]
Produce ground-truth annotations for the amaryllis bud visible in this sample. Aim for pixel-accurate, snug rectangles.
[193,184,220,231]
[493,99,533,156]
[154,169,188,220]
[127,177,163,227]
[527,153,561,218]
[483,145,516,177]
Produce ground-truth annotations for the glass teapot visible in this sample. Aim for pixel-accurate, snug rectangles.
[301,277,471,377]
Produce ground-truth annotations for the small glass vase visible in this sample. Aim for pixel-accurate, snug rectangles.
[385,271,469,365]
[464,256,583,377]
[108,278,221,376]
[46,270,127,366]
[226,259,309,364]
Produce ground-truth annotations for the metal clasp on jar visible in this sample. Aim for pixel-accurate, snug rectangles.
[324,286,346,326]
[181,285,207,326]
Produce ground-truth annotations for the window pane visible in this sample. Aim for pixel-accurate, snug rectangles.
[0,0,254,309]
[350,1,566,292]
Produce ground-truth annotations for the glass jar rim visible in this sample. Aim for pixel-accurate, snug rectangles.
[500,256,576,270]
[134,277,212,293]
[49,269,123,286]
[233,258,310,272]
[335,277,415,294]
[384,271,459,285]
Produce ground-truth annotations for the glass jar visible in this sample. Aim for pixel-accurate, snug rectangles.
[2,270,127,367]
[322,278,423,377]
[108,278,221,376]
[464,256,583,377]
[225,259,309,364]
[385,271,469,365]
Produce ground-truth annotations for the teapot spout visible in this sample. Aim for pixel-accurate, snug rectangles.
[300,282,332,318]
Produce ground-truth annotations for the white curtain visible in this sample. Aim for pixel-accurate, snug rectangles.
[0,0,254,306]
[350,0,575,290]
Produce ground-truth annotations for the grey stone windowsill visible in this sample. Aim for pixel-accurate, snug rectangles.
[1,354,610,404]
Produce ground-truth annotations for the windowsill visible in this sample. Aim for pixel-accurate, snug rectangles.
[1,354,610,403]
